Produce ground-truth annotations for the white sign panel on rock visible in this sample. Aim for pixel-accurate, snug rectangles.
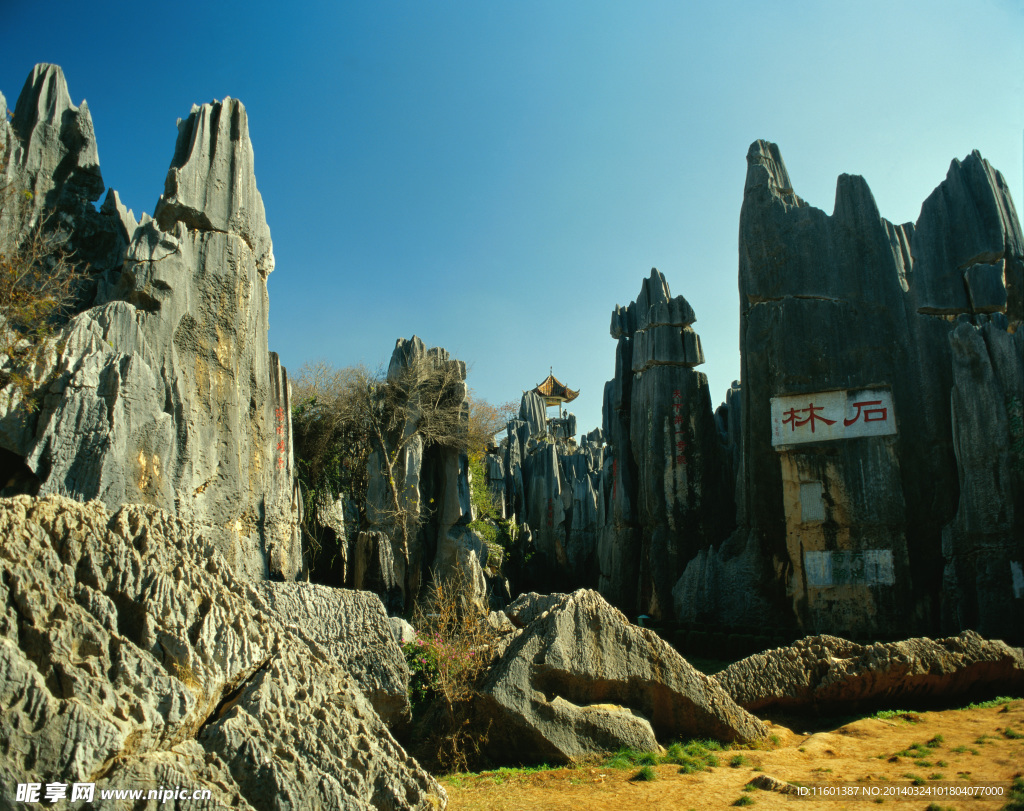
[770,388,896,448]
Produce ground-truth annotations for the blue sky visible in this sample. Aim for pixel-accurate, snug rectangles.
[3,1,1022,436]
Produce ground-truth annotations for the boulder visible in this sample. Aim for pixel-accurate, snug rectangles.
[390,616,417,645]
[252,582,412,728]
[474,589,767,765]
[715,631,1024,715]
[0,494,446,809]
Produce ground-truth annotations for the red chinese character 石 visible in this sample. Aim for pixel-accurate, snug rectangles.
[844,400,886,426]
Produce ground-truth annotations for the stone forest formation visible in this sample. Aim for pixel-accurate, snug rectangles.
[1,64,1022,809]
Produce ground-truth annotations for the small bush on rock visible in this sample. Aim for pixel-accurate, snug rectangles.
[405,568,498,773]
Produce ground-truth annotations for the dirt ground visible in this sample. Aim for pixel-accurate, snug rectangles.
[441,700,1024,810]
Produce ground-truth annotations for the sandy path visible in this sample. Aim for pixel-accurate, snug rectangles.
[443,700,1024,810]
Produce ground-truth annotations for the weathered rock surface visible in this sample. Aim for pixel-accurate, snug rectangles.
[941,319,1024,640]
[0,63,132,298]
[487,391,602,596]
[0,495,445,809]
[361,335,472,609]
[0,64,301,581]
[474,589,766,765]
[722,139,1024,640]
[598,270,735,619]
[715,631,1024,714]
[252,582,412,728]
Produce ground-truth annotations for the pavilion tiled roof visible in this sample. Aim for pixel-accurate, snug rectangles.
[532,373,579,403]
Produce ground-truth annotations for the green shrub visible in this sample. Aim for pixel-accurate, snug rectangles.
[632,766,657,782]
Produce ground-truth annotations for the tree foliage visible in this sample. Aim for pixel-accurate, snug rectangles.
[293,355,511,575]
[0,138,79,411]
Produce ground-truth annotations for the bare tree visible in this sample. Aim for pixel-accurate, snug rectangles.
[363,352,469,567]
[292,352,471,574]
[0,143,79,412]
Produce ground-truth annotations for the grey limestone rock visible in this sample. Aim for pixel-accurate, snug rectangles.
[360,336,473,610]
[389,616,417,645]
[0,65,301,582]
[435,524,490,613]
[351,530,402,612]
[475,589,767,765]
[518,390,547,438]
[155,96,274,275]
[0,65,133,307]
[0,495,446,809]
[503,590,568,627]
[252,582,412,728]
[596,269,735,620]
[715,631,1024,715]
[733,139,1024,640]
[941,320,1024,639]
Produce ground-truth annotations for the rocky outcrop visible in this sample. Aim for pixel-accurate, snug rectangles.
[0,495,445,809]
[474,589,767,765]
[0,64,133,300]
[941,320,1024,639]
[714,139,1024,640]
[361,336,473,608]
[252,582,412,728]
[597,270,735,618]
[486,392,603,595]
[0,64,301,581]
[715,631,1024,715]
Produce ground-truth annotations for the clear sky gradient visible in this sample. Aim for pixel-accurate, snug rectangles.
[3,1,1022,436]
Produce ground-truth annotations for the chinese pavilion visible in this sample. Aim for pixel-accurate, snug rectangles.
[531,369,579,417]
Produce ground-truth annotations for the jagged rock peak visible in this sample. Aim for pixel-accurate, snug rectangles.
[387,334,467,381]
[612,268,689,337]
[744,139,803,207]
[8,63,103,209]
[154,96,274,275]
[609,269,703,369]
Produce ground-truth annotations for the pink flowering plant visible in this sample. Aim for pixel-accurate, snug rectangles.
[402,638,441,710]
[404,570,495,714]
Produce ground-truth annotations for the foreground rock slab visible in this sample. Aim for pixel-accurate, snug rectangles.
[475,589,767,765]
[0,495,445,810]
[252,582,412,729]
[715,632,1024,714]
